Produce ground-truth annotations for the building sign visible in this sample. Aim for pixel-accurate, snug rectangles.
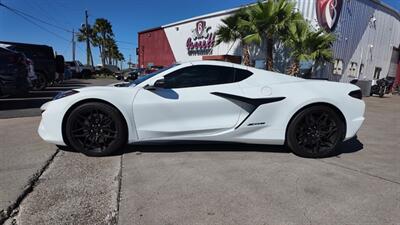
[186,21,216,55]
[316,0,343,32]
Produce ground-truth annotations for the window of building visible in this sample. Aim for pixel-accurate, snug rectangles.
[333,59,344,75]
[164,65,236,89]
[349,62,358,77]
[358,64,364,78]
[373,67,382,79]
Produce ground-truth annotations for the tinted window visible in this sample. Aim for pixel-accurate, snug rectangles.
[5,45,53,60]
[164,65,235,89]
[235,68,253,82]
[129,64,178,87]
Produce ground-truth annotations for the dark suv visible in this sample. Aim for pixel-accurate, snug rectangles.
[0,41,64,90]
[0,47,30,96]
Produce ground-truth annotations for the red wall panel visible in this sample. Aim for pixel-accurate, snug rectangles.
[138,28,175,68]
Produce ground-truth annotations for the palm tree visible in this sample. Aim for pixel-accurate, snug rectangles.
[93,18,114,66]
[104,38,118,65]
[77,24,95,66]
[285,20,335,76]
[216,9,252,66]
[241,0,302,71]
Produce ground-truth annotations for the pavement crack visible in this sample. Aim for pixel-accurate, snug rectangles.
[318,159,400,185]
[0,148,60,225]
[109,154,123,225]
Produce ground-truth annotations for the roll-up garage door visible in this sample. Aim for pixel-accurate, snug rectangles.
[388,49,399,78]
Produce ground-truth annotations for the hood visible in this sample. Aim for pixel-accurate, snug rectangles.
[76,85,132,92]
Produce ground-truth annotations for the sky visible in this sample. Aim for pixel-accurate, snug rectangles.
[0,0,399,68]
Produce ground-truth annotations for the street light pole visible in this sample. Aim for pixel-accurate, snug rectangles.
[72,29,76,62]
[85,10,92,66]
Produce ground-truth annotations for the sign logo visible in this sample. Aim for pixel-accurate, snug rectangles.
[316,0,343,32]
[186,21,216,55]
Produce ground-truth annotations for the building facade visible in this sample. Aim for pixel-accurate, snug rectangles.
[137,0,400,83]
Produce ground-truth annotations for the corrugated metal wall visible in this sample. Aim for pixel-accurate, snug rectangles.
[325,0,400,82]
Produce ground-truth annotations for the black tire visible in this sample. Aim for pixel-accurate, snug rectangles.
[286,106,345,158]
[379,87,385,98]
[65,102,127,156]
[32,72,47,91]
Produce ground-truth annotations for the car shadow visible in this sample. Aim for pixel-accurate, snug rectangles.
[332,136,364,156]
[59,136,364,158]
[113,136,364,157]
[119,142,290,155]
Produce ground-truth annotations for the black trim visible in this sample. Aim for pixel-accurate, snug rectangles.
[211,92,285,129]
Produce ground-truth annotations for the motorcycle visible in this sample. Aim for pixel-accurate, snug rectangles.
[370,78,394,97]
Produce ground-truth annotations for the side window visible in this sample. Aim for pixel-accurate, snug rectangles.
[358,64,364,78]
[164,65,235,89]
[373,67,382,79]
[333,59,343,75]
[348,62,358,77]
[235,68,253,82]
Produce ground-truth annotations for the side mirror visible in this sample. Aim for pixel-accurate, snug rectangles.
[154,78,165,88]
[144,78,165,91]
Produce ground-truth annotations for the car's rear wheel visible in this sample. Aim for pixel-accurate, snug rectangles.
[65,102,127,156]
[286,106,345,158]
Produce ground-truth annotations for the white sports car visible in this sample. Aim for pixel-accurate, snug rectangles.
[38,61,365,158]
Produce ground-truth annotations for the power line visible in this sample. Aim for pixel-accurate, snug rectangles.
[0,2,72,33]
[0,2,70,42]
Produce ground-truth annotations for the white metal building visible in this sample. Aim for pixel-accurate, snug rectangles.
[137,0,400,83]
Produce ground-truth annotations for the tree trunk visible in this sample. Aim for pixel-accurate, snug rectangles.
[242,44,251,66]
[266,38,274,71]
[287,59,300,76]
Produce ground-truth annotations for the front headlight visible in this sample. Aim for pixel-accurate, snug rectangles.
[53,90,79,100]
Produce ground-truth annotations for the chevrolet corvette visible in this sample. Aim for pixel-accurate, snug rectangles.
[38,61,365,158]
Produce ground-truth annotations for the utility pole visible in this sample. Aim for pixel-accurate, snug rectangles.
[72,29,76,62]
[84,10,92,66]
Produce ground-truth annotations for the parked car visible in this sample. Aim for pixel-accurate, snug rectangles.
[0,46,31,97]
[115,68,140,81]
[0,41,64,90]
[39,61,365,158]
[65,60,94,78]
[63,64,73,80]
[102,64,120,73]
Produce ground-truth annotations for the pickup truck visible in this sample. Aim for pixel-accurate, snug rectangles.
[65,60,94,78]
[0,41,64,90]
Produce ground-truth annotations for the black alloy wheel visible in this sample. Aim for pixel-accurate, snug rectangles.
[65,102,127,156]
[287,106,345,158]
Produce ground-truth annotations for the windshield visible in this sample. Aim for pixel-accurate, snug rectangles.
[129,64,178,87]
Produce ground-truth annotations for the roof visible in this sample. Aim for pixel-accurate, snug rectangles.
[0,41,52,49]
[138,0,400,34]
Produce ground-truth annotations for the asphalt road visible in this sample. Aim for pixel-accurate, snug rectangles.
[0,92,399,224]
[0,78,117,119]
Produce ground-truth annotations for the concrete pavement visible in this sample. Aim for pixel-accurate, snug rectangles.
[1,96,399,225]
[0,117,56,223]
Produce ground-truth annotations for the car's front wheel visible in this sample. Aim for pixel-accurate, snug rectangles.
[286,106,345,158]
[65,102,127,156]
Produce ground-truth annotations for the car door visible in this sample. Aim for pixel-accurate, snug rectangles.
[132,64,247,140]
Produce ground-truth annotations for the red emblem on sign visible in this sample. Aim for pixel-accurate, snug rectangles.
[195,21,206,38]
[186,21,216,55]
[316,0,343,32]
